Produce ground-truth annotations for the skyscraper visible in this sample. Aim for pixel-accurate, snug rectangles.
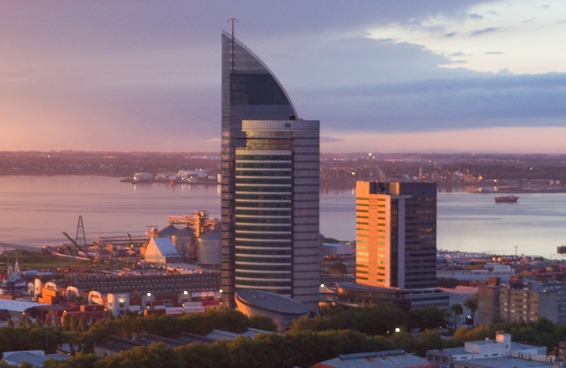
[355,181,437,289]
[221,31,320,311]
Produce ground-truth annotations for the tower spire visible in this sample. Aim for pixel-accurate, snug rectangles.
[227,18,238,71]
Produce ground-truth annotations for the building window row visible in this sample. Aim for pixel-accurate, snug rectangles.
[236,162,291,169]
[236,155,291,161]
[235,186,291,193]
[236,194,292,201]
[235,210,291,216]
[235,233,291,240]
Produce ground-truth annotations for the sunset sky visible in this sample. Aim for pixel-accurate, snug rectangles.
[2,1,566,153]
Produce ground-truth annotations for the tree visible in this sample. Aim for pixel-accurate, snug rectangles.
[248,315,277,332]
[70,315,79,332]
[62,315,70,332]
[328,262,348,276]
[464,294,478,326]
[450,303,463,329]
[408,307,447,331]
[79,316,88,332]
[288,303,407,336]
[390,331,418,354]
[416,329,444,356]
[96,343,184,368]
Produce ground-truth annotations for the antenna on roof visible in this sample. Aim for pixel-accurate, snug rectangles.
[227,18,239,71]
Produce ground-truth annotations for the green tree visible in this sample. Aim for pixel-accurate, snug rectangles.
[390,331,418,354]
[248,315,277,332]
[416,329,443,356]
[464,294,478,326]
[70,315,79,332]
[79,316,88,332]
[450,303,463,328]
[96,343,184,368]
[62,315,70,332]
[408,306,446,331]
[327,261,348,276]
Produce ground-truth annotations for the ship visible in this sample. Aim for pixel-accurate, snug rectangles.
[494,195,519,203]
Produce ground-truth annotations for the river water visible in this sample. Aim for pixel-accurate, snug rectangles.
[1,176,565,258]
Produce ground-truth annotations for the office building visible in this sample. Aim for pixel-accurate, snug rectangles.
[220,31,320,311]
[355,181,437,289]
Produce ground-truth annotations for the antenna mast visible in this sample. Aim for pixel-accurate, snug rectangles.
[227,18,238,71]
[75,215,87,246]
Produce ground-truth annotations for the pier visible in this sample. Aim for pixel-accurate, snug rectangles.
[0,242,41,253]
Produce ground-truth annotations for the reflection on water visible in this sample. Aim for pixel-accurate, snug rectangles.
[1,176,566,258]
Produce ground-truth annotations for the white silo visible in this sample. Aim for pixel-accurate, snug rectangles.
[197,229,221,268]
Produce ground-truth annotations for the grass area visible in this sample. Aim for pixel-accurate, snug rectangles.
[0,250,91,271]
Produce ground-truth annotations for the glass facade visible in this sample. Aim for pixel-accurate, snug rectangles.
[235,152,293,294]
[221,32,321,310]
[355,181,437,289]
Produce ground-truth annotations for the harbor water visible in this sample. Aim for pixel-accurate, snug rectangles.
[1,176,566,258]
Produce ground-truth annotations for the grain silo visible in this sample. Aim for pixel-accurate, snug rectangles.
[171,226,195,257]
[197,229,221,268]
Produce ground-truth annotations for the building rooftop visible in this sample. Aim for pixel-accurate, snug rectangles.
[69,273,220,294]
[0,300,43,313]
[235,289,308,316]
[175,332,215,345]
[149,237,180,256]
[313,350,432,368]
[95,336,144,353]
[2,350,69,367]
[455,357,552,367]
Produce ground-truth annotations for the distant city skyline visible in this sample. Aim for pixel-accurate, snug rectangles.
[2,1,566,153]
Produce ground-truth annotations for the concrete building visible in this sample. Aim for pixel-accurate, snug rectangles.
[478,278,565,325]
[356,181,437,289]
[439,286,478,326]
[323,243,355,260]
[220,31,320,311]
[426,332,555,368]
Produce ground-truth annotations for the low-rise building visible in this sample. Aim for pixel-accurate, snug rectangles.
[312,350,432,368]
[427,332,554,368]
[478,277,566,325]
[331,282,449,311]
[323,243,354,260]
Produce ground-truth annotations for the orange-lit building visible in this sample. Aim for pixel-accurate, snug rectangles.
[356,181,437,289]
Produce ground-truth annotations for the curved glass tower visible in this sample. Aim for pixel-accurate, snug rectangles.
[221,32,320,311]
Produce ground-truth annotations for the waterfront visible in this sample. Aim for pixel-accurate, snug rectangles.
[1,176,566,258]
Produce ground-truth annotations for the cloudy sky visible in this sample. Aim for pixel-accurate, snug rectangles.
[2,1,566,153]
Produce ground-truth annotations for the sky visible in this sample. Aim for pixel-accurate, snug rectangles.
[2,1,566,154]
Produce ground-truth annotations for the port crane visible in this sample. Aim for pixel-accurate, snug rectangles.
[62,232,96,262]
[166,210,218,237]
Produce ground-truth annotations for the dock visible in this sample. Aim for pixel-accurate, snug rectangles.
[0,242,41,253]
